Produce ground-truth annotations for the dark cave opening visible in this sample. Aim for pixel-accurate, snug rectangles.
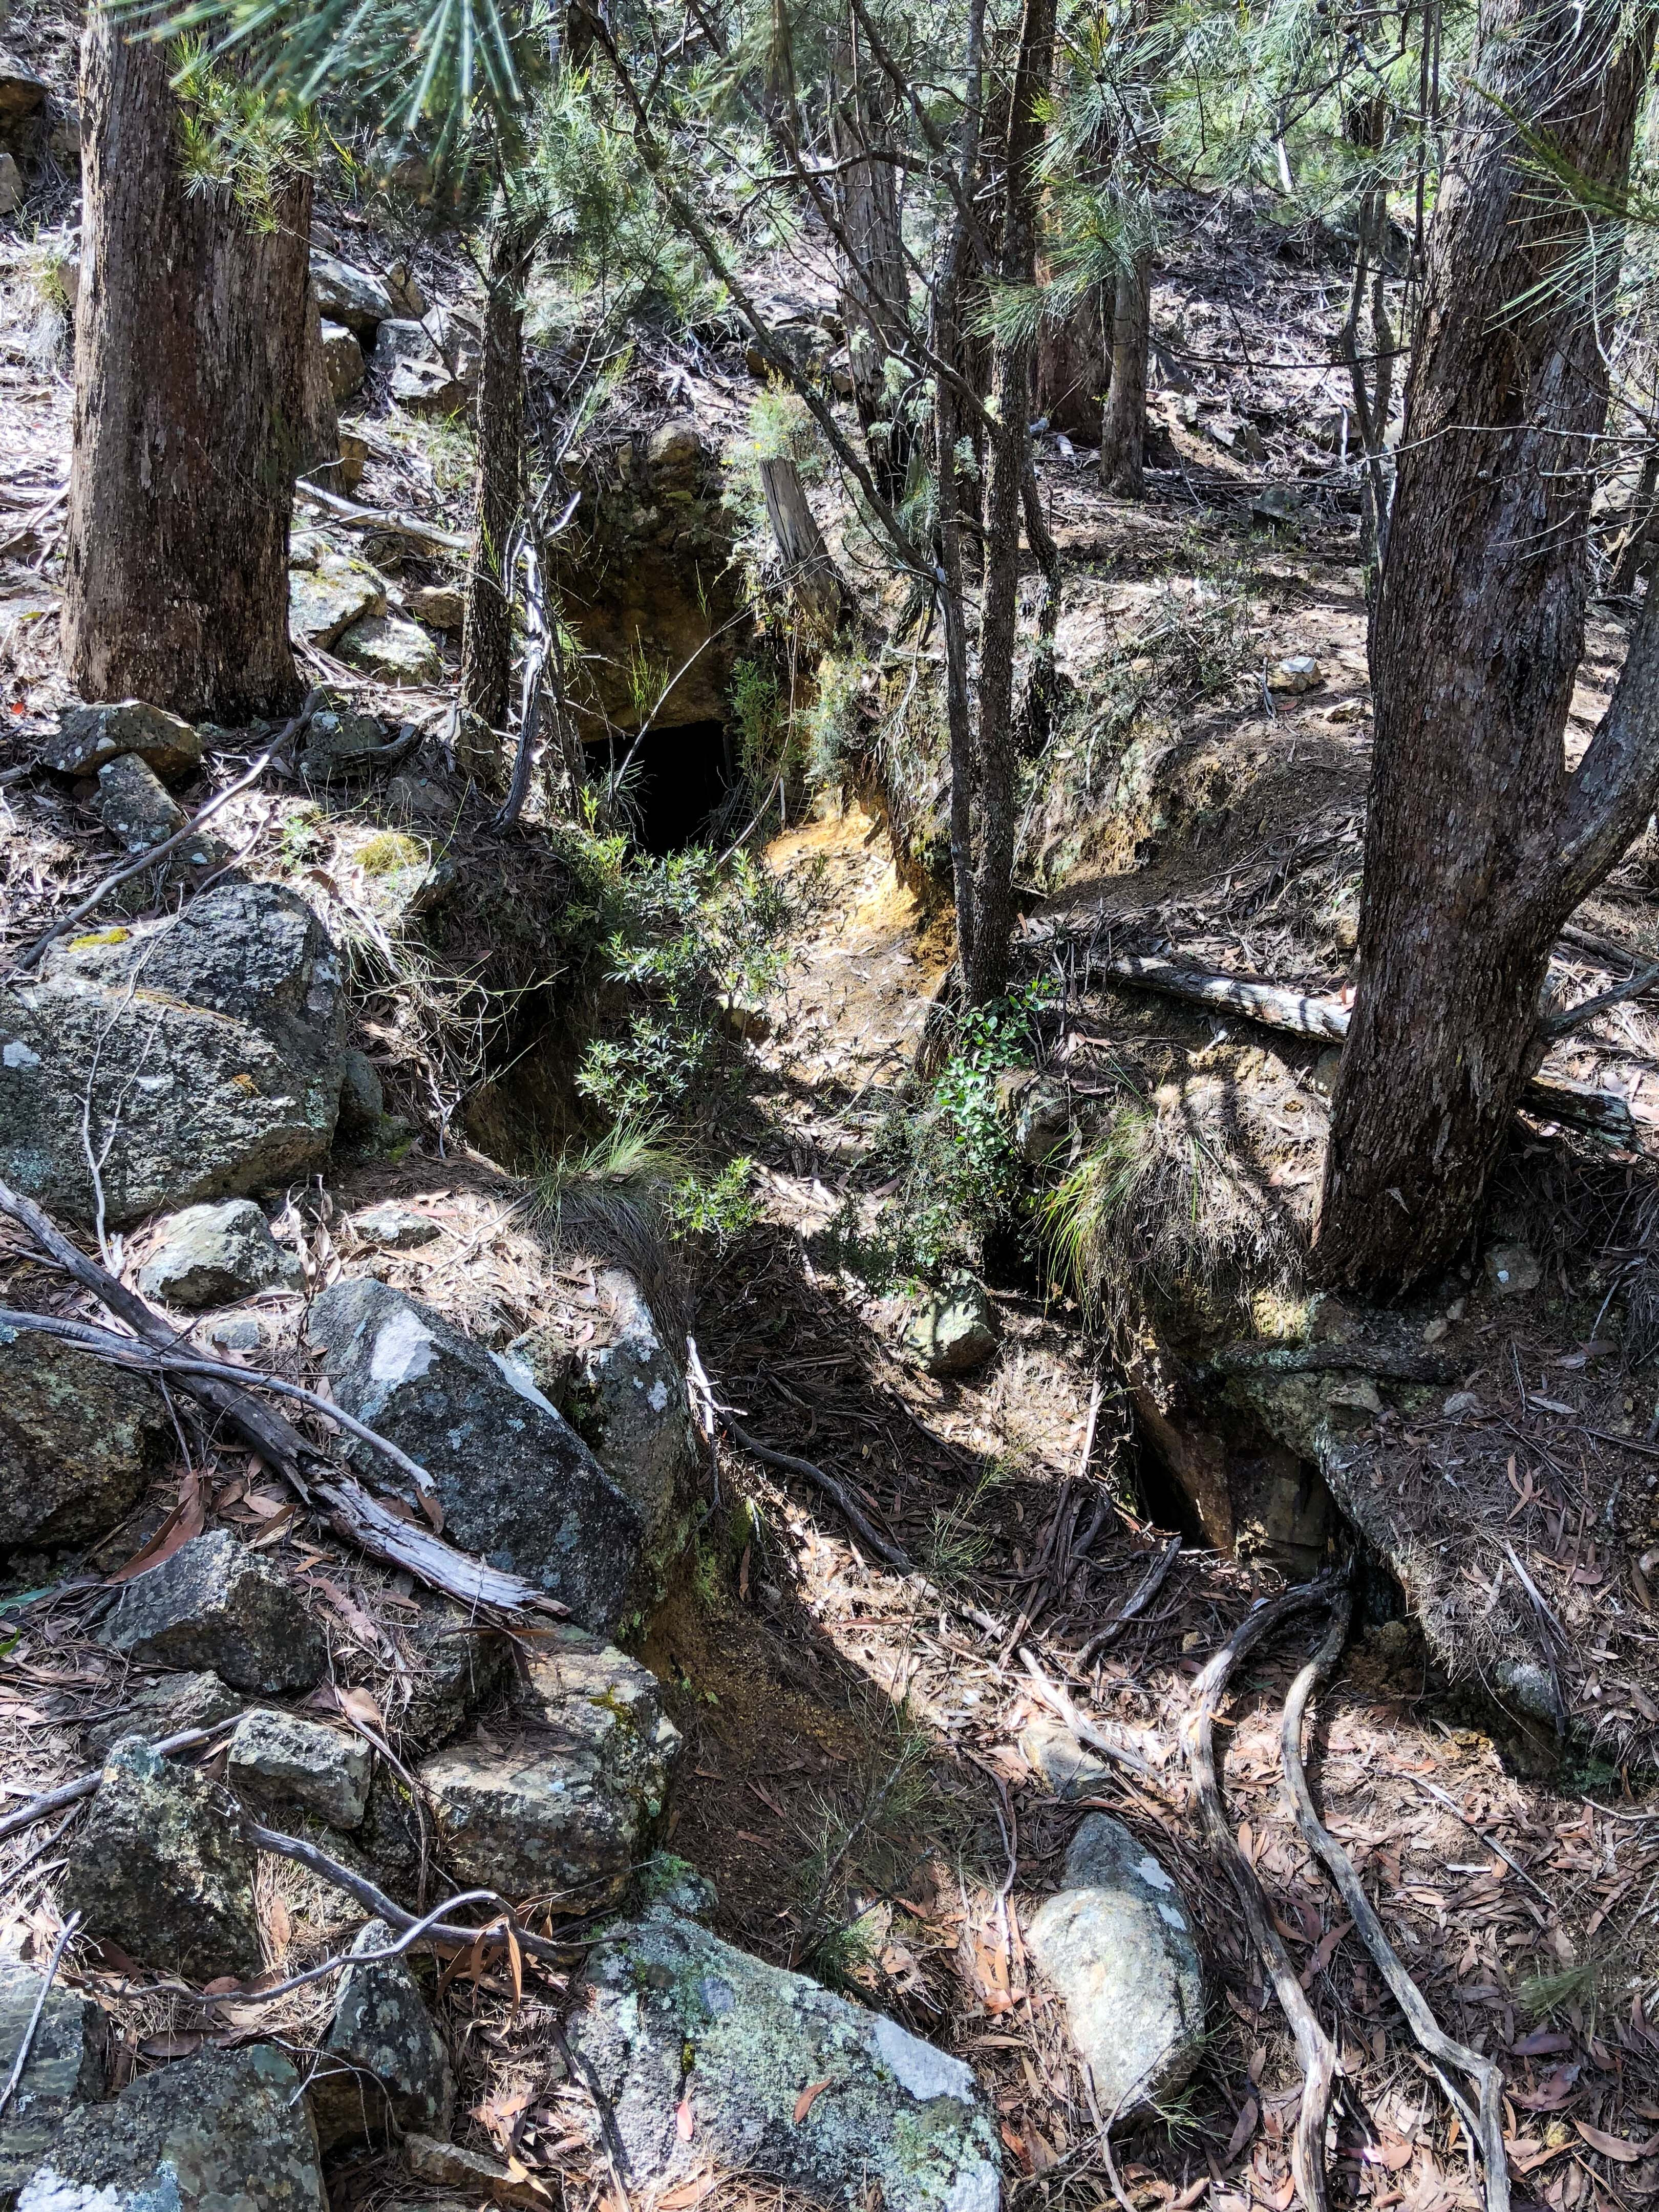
[590,718,735,855]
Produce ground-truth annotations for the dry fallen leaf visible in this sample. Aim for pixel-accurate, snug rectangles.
[794,2079,833,2124]
[676,2096,696,2142]
[1575,2122,1645,2164]
[1225,2097,1259,2164]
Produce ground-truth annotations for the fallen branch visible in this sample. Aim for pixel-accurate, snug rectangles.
[1103,952,1639,1141]
[1279,1597,1511,2212]
[185,1888,505,2008]
[1184,1583,1342,2212]
[0,1722,241,1845]
[0,1182,549,1612]
[1540,958,1659,1039]
[0,1913,80,2120]
[1017,1648,1157,1781]
[7,693,324,976]
[243,1817,566,1962]
[1075,1535,1181,1667]
[296,476,474,551]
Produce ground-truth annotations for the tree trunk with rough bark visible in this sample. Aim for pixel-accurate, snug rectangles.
[65,10,310,720]
[758,456,840,627]
[461,204,539,748]
[1099,246,1150,495]
[1034,282,1110,439]
[1317,0,1659,1287]
[830,53,913,505]
[966,0,1056,1005]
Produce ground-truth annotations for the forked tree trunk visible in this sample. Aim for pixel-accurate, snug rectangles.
[967,0,1056,1004]
[1099,246,1151,495]
[1317,0,1659,1287]
[66,9,310,719]
[461,204,539,745]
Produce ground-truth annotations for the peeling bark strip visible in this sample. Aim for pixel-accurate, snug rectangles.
[65,10,310,720]
[1318,0,1659,1285]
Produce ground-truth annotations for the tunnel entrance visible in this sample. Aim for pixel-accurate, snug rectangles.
[589,719,735,855]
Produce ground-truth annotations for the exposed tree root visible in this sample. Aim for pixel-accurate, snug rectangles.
[1076,1533,1181,1666]
[1184,1581,1343,2212]
[1280,1597,1512,2212]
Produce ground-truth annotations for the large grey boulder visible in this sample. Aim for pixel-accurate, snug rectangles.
[102,1530,326,1694]
[567,1267,697,1563]
[0,1962,106,2208]
[904,1277,999,1377]
[335,608,444,685]
[41,700,201,783]
[310,249,393,335]
[228,1709,371,1830]
[82,1671,242,1763]
[289,542,387,648]
[306,1280,644,1629]
[16,2046,324,2212]
[1023,1815,1205,2122]
[0,1322,167,1549]
[308,1918,455,2150]
[418,1628,679,1908]
[0,882,346,1227]
[137,1199,302,1309]
[568,1911,1000,2212]
[61,1736,262,1982]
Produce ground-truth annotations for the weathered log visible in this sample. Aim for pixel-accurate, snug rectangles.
[1102,953,1639,1142]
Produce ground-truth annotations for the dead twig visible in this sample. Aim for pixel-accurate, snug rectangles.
[1075,1535,1182,1667]
[186,1888,505,2008]
[7,692,324,975]
[1279,1595,1511,2212]
[1017,1647,1158,1781]
[1184,1582,1342,2212]
[0,1721,243,1844]
[0,1913,80,2120]
[241,1817,566,1963]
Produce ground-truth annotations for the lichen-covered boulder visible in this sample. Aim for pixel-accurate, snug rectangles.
[82,1671,242,1763]
[1023,1814,1205,2121]
[570,1267,698,1564]
[320,320,366,398]
[397,1597,515,1751]
[567,1911,1001,2212]
[309,249,393,335]
[40,700,201,783]
[418,1628,678,1908]
[136,1199,302,1310]
[16,2046,323,2212]
[308,1919,455,2150]
[62,1736,262,1982]
[90,754,188,854]
[102,1530,326,1694]
[306,1280,644,1629]
[334,608,444,685]
[228,1709,371,1830]
[0,1961,106,2206]
[0,1322,167,1549]
[0,882,346,1227]
[353,1199,438,1250]
[289,541,388,647]
[301,705,387,778]
[905,1277,999,1377]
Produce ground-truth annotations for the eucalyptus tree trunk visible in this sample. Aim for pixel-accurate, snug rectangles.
[66,8,310,719]
[1317,0,1659,1287]
[1099,247,1151,494]
[965,0,1057,1005]
[461,203,540,748]
[1034,281,1110,439]
[829,53,913,505]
